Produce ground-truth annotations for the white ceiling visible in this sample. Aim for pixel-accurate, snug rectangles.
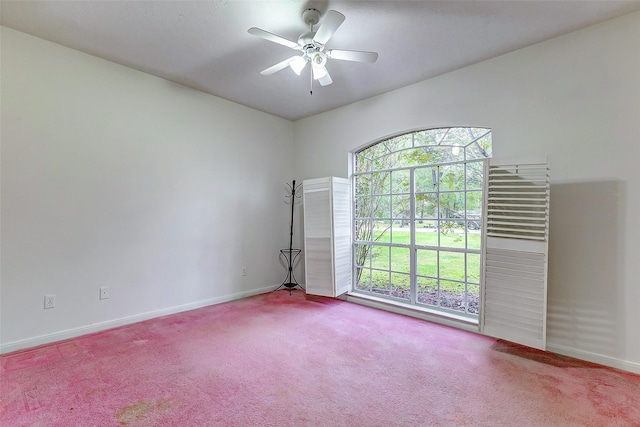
[2,1,639,121]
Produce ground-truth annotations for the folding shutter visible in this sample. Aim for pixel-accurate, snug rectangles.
[303,177,352,297]
[480,158,550,350]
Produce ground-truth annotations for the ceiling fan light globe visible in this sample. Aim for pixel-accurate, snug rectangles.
[312,63,328,80]
[290,56,308,75]
[312,51,327,66]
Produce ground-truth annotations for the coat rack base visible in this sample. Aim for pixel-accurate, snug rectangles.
[275,248,304,295]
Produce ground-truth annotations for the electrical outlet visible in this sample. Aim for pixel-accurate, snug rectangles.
[242,266,247,276]
[44,295,56,309]
[100,286,110,300]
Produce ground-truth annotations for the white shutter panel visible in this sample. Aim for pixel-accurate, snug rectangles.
[480,158,550,350]
[303,179,333,296]
[331,178,352,296]
[303,177,352,297]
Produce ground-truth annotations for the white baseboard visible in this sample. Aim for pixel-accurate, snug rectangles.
[547,343,640,375]
[0,285,276,355]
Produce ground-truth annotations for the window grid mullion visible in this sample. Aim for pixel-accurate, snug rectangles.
[411,130,418,303]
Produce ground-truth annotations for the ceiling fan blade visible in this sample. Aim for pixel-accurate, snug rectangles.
[313,10,345,45]
[248,27,299,50]
[327,49,378,63]
[260,56,299,76]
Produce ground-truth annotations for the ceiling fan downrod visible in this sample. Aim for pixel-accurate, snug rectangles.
[303,9,320,96]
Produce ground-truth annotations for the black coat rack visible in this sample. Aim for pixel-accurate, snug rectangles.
[276,180,304,294]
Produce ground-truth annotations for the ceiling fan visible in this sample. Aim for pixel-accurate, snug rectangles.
[248,8,378,93]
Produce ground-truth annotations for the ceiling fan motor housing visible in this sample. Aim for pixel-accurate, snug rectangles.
[298,31,316,50]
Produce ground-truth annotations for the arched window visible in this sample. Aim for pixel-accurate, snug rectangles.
[352,127,492,318]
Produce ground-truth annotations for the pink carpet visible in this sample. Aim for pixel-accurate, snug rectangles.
[1,290,639,426]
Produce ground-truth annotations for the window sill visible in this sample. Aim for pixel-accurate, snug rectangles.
[343,291,480,333]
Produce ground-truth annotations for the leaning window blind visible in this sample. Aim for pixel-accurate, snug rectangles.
[481,158,550,350]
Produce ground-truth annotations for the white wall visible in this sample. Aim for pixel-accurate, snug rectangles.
[0,27,295,352]
[2,11,639,372]
[293,12,640,372]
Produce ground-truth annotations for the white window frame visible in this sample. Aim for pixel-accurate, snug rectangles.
[351,128,492,320]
